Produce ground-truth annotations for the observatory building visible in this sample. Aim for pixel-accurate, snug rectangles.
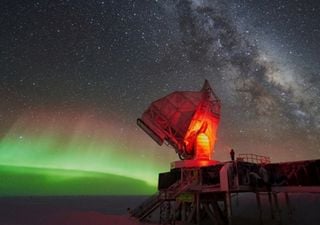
[131,80,320,225]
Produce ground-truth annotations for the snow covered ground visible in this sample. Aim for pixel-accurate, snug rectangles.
[231,192,320,225]
[0,194,319,225]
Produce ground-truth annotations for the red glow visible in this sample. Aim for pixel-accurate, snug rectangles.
[195,133,210,159]
[184,110,219,160]
[138,80,220,160]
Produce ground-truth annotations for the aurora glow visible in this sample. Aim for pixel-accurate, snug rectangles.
[0,165,155,196]
[0,109,176,193]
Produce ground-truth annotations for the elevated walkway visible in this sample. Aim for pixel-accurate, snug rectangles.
[132,158,320,224]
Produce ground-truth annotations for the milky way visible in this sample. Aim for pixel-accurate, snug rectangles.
[158,0,320,160]
[0,0,320,186]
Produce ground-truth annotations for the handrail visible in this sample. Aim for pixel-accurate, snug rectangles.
[237,153,271,164]
[131,179,192,220]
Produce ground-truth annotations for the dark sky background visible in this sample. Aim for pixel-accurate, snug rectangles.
[0,0,320,179]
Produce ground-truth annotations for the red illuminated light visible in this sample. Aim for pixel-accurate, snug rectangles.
[138,80,220,161]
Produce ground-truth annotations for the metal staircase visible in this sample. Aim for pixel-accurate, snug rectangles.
[130,180,191,221]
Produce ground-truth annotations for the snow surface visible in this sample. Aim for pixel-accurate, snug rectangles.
[0,194,319,225]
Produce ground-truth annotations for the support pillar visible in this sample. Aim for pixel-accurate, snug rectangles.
[256,192,263,225]
[285,192,293,221]
[273,192,282,225]
[268,192,274,219]
[181,202,186,222]
[187,203,196,223]
[225,192,232,225]
[196,193,200,225]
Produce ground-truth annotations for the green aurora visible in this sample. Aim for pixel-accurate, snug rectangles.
[0,165,155,196]
[0,111,176,195]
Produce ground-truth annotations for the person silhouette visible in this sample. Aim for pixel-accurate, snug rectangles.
[230,149,235,161]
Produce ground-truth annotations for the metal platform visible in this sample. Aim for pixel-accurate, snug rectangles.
[131,158,320,224]
[170,159,220,169]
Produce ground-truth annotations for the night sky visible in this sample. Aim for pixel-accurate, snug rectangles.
[1,0,320,186]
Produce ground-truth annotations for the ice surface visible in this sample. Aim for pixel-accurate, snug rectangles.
[0,194,319,225]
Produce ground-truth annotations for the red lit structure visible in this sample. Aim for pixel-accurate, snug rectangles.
[132,80,320,225]
[137,80,220,162]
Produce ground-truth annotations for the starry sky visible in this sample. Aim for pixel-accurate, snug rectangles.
[0,0,320,185]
